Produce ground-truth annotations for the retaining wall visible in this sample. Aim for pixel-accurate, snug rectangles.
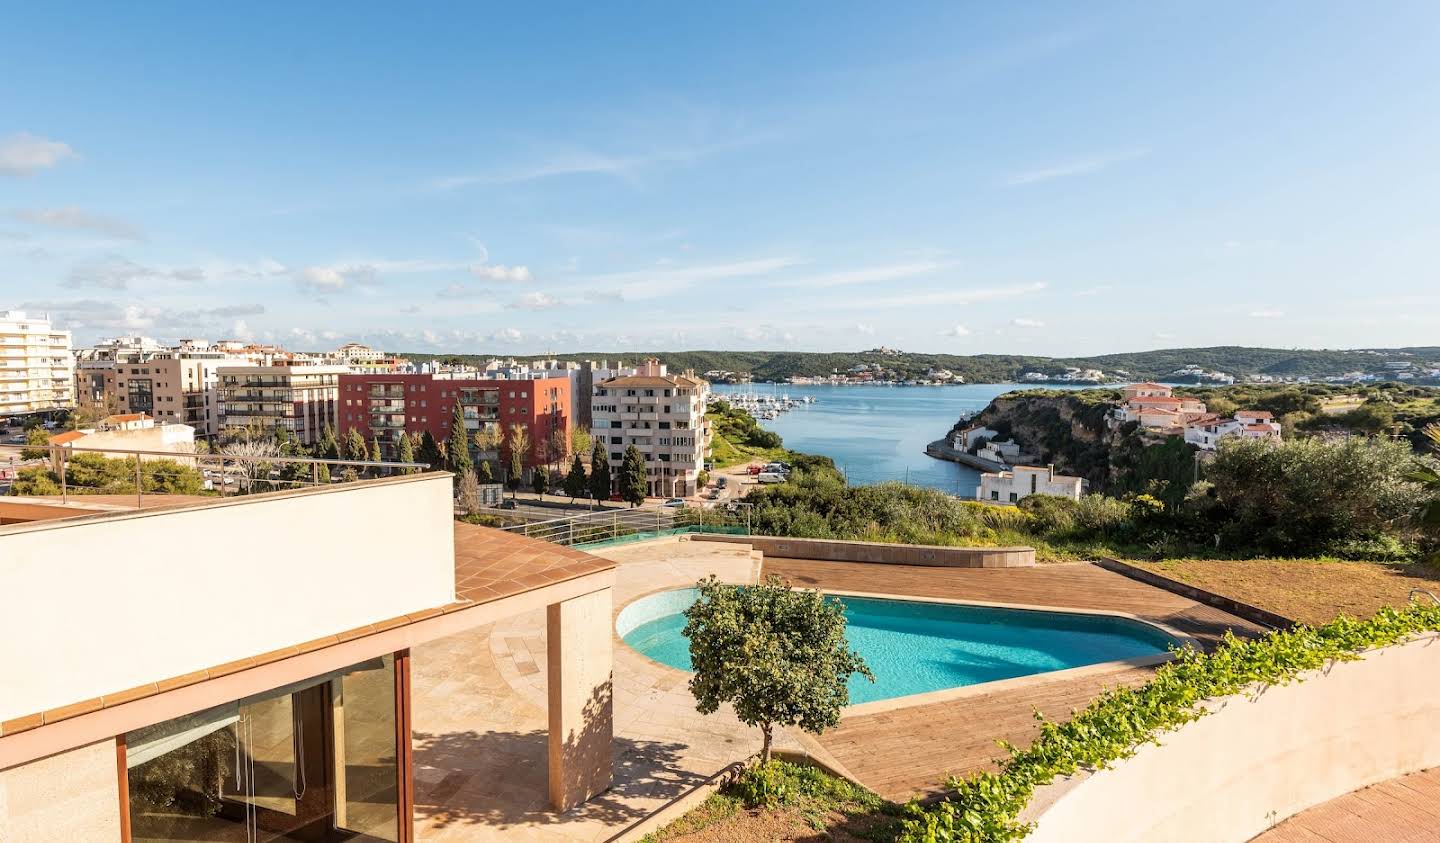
[693,534,1034,568]
[1022,633,1440,842]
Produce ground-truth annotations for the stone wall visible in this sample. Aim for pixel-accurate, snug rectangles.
[0,739,121,841]
[693,534,1034,567]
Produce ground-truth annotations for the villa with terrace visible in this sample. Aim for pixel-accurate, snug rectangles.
[3,465,1438,842]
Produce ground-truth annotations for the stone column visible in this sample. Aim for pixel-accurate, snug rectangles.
[546,587,614,811]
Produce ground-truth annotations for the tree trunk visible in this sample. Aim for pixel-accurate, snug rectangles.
[760,723,773,764]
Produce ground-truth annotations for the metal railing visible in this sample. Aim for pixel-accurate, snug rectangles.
[43,444,430,508]
[485,502,752,548]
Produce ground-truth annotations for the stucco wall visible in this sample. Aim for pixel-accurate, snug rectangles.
[0,738,121,841]
[0,474,456,723]
[1023,634,1440,843]
[694,534,1034,568]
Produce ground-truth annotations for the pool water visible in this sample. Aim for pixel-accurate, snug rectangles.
[617,588,1178,705]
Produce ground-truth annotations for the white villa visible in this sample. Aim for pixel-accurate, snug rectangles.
[978,464,1087,503]
[1109,383,1209,431]
[1184,410,1282,451]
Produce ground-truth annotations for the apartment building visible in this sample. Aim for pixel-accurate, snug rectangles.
[336,373,571,466]
[592,359,711,497]
[0,310,74,418]
[218,364,344,444]
[104,351,232,439]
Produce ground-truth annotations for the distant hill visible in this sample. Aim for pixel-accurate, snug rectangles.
[402,345,1440,384]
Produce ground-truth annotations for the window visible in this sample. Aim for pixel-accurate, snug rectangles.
[1009,492,1019,502]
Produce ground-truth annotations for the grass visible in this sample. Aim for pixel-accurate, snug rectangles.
[642,760,903,843]
[1125,557,1440,626]
[708,429,790,470]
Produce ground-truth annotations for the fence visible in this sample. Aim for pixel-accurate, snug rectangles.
[491,503,752,548]
[38,445,430,508]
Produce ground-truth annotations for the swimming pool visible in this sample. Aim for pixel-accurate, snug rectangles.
[616,588,1179,705]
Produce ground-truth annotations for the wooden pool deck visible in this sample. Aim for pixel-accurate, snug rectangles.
[761,557,1267,802]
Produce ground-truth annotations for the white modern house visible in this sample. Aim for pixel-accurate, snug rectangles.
[1185,410,1282,451]
[978,465,1087,503]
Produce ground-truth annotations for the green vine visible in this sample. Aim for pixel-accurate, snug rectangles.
[897,602,1440,842]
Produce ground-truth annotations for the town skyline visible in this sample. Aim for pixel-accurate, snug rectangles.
[5,3,1440,353]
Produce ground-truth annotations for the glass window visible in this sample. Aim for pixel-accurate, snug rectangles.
[124,654,401,842]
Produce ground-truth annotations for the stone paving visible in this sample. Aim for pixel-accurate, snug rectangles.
[410,538,790,842]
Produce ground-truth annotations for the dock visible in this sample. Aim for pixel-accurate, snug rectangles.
[925,439,1009,472]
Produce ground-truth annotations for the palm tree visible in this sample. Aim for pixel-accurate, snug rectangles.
[1410,423,1440,558]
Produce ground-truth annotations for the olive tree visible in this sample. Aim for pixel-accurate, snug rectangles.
[683,575,871,762]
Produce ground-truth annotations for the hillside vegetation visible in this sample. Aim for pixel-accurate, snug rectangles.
[404,345,1440,384]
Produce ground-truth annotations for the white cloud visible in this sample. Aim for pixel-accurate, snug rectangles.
[1006,148,1149,186]
[13,207,144,240]
[508,292,561,311]
[469,263,532,283]
[1011,318,1046,328]
[855,323,877,336]
[578,256,804,301]
[64,257,204,289]
[1153,331,1176,341]
[489,327,524,344]
[827,282,1047,310]
[298,266,350,292]
[938,324,972,337]
[1249,309,1285,319]
[1075,285,1113,297]
[297,258,461,293]
[231,320,255,341]
[0,133,76,176]
[774,260,951,289]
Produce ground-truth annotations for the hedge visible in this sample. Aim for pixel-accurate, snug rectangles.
[897,601,1440,842]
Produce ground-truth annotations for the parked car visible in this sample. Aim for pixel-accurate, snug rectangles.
[716,477,728,488]
[662,497,687,507]
[756,472,786,484]
[746,465,763,475]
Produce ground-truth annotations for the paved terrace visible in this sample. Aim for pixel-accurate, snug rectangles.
[762,556,1267,801]
[1251,767,1440,843]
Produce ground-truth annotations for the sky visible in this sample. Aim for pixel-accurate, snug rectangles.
[3,1,1439,356]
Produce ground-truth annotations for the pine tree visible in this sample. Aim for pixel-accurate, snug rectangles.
[589,441,611,504]
[531,465,550,499]
[370,435,383,464]
[621,445,648,507]
[397,432,416,474]
[448,404,472,477]
[564,454,587,501]
[318,425,340,461]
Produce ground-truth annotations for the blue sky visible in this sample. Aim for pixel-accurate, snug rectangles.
[3,2,1438,355]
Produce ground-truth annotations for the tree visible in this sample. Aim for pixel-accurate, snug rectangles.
[21,427,50,460]
[416,431,442,471]
[344,428,368,465]
[531,465,550,499]
[564,454,588,501]
[9,465,60,495]
[478,459,494,484]
[317,424,341,461]
[620,445,647,507]
[545,424,569,471]
[589,442,611,504]
[457,468,481,515]
[448,404,472,477]
[396,432,417,474]
[370,435,384,465]
[570,426,593,462]
[1408,423,1440,560]
[683,575,871,763]
[505,423,530,496]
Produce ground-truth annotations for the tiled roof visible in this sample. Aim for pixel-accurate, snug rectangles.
[103,413,149,423]
[600,374,705,388]
[47,430,87,445]
[1126,382,1170,390]
[1238,410,1275,419]
[0,522,613,739]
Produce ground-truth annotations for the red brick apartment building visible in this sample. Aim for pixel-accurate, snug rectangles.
[337,373,571,465]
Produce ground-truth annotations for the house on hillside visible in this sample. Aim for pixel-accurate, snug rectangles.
[1184,409,1282,451]
[978,464,1086,503]
[1110,383,1209,432]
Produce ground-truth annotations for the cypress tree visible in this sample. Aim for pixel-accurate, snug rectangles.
[621,444,647,507]
[448,404,472,477]
[397,432,416,474]
[589,441,611,504]
[531,465,550,499]
[564,453,587,501]
[416,430,442,470]
[345,428,367,464]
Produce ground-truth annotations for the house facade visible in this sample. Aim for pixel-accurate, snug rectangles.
[592,359,711,497]
[978,464,1087,503]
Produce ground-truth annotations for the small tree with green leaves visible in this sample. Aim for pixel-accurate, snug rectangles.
[448,404,472,478]
[589,442,611,504]
[683,575,871,762]
[620,445,647,507]
[531,465,550,499]
[570,426,593,462]
[21,427,50,460]
[564,454,587,502]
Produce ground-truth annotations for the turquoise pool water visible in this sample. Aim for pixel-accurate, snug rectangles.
[616,588,1178,704]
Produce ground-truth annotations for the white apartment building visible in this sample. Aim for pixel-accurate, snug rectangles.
[978,464,1087,503]
[217,364,344,444]
[0,310,74,417]
[592,359,711,497]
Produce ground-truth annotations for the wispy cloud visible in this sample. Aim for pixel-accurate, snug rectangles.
[575,256,804,301]
[1005,148,1149,186]
[469,263,532,283]
[938,324,972,337]
[0,133,76,176]
[13,206,144,240]
[63,257,204,290]
[1248,309,1285,319]
[1075,284,1113,297]
[774,260,952,289]
[1011,318,1046,328]
[296,258,462,292]
[826,282,1047,310]
[507,291,561,311]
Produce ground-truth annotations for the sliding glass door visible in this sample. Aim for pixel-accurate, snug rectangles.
[125,653,406,843]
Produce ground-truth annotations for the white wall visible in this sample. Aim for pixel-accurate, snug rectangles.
[0,474,455,723]
[1023,635,1440,843]
[0,739,120,841]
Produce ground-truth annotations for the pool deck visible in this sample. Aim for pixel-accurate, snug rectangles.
[762,556,1266,801]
